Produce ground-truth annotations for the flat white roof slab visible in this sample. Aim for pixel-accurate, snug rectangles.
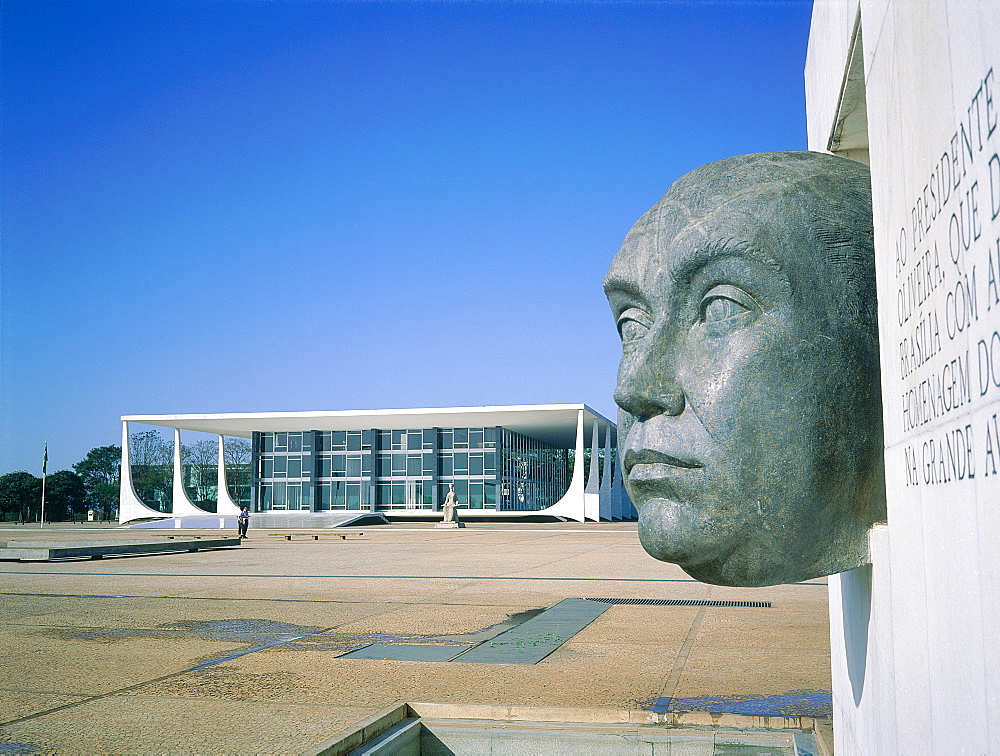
[122,403,615,447]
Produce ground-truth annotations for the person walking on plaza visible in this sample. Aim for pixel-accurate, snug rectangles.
[237,506,250,538]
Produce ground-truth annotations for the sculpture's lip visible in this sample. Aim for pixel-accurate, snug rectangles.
[623,448,702,474]
[628,463,693,483]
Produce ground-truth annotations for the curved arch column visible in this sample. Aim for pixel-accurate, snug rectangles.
[118,421,168,523]
[584,422,602,521]
[215,435,242,515]
[532,409,586,522]
[610,446,636,520]
[599,425,616,520]
[171,428,211,516]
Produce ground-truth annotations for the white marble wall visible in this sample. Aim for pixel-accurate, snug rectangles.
[804,0,862,155]
[807,2,1000,753]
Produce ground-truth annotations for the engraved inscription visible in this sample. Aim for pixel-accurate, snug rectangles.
[893,67,1000,487]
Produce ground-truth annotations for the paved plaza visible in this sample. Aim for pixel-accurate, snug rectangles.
[0,523,833,754]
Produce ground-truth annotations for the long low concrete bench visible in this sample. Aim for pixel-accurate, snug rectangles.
[267,532,364,541]
[0,537,242,562]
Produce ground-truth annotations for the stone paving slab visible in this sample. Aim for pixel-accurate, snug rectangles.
[0,523,832,754]
[570,604,700,645]
[0,595,86,622]
[694,607,830,651]
[674,646,834,698]
[0,694,378,755]
[2,595,404,631]
[0,625,247,695]
[0,691,89,723]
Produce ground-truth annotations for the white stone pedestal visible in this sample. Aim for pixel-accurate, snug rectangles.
[807,2,1000,752]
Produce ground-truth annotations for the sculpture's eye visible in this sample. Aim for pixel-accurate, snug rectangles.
[702,296,747,322]
[698,285,757,327]
[617,308,651,344]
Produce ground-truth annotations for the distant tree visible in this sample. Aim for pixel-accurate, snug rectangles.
[0,472,43,523]
[73,445,121,517]
[224,437,252,506]
[44,470,88,521]
[89,482,120,518]
[129,431,172,511]
[182,439,218,509]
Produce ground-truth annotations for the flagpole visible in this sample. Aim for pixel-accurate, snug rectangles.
[40,442,47,528]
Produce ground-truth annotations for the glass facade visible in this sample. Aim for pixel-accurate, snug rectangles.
[500,428,570,511]
[251,426,568,513]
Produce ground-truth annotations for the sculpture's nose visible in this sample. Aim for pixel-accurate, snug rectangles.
[613,340,685,421]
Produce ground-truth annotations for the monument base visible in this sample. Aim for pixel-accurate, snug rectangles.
[434,521,465,529]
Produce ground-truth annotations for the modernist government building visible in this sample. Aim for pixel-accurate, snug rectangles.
[118,404,634,526]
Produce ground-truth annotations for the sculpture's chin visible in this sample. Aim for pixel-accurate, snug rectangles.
[634,479,879,586]
[636,499,733,570]
[680,561,793,588]
[637,499,811,587]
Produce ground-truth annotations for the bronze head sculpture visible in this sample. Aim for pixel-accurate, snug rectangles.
[605,151,886,587]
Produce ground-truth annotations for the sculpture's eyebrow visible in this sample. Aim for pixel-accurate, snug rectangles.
[668,239,788,287]
[603,236,790,313]
[602,275,646,303]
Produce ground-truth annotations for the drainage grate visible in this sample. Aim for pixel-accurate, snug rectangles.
[585,598,771,608]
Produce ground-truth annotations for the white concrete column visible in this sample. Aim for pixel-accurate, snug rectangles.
[609,447,622,520]
[172,428,209,516]
[586,423,601,493]
[118,420,167,524]
[611,448,636,520]
[623,480,637,519]
[599,425,615,520]
[535,409,586,522]
[215,435,242,515]
[584,420,601,521]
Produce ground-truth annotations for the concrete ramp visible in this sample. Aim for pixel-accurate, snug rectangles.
[248,512,388,529]
[127,516,237,529]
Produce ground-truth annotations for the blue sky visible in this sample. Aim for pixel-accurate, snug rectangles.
[1,0,813,475]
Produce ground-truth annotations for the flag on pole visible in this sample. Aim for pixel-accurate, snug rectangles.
[41,442,48,529]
